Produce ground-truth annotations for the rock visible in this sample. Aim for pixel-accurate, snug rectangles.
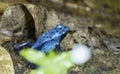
[0,4,30,36]
[0,42,14,74]
[24,4,46,37]
[0,3,45,40]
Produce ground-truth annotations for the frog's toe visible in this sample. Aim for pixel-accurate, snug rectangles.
[28,62,38,69]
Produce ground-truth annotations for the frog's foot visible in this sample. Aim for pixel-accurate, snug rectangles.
[14,40,35,52]
[28,62,38,69]
[56,44,62,53]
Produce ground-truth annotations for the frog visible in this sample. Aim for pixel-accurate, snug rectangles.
[14,24,69,53]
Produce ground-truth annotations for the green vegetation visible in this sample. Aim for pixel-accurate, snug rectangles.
[20,48,74,74]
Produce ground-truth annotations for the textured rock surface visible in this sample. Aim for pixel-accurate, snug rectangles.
[0,0,120,37]
[0,3,120,74]
[0,41,14,74]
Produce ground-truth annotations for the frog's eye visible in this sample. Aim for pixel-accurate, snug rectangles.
[63,27,66,28]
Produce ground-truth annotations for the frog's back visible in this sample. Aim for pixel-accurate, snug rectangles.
[32,24,69,50]
[32,27,59,49]
[39,37,61,53]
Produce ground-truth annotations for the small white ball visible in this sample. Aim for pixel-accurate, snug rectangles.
[71,44,91,65]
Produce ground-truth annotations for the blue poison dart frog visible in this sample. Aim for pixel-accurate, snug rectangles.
[14,24,69,53]
[14,24,69,68]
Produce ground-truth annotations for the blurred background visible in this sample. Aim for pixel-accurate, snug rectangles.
[0,0,120,37]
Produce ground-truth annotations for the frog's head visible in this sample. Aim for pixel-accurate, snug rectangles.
[55,24,69,35]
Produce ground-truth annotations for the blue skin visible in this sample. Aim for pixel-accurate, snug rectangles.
[14,24,69,53]
[14,24,69,68]
[31,24,69,53]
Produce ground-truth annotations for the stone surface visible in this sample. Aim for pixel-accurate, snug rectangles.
[0,0,120,37]
[0,4,26,32]
[0,41,14,74]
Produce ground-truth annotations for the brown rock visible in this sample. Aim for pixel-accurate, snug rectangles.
[0,44,14,74]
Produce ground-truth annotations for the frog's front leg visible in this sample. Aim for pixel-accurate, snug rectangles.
[14,40,35,52]
[56,43,62,53]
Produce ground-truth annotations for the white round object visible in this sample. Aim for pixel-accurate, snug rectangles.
[71,44,91,65]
